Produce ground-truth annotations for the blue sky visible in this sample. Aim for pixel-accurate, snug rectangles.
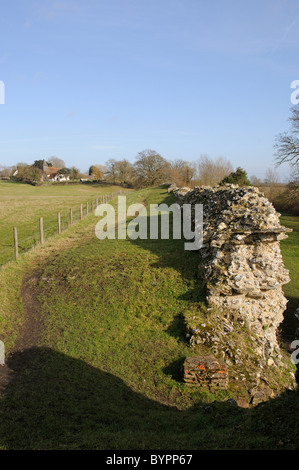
[0,0,298,179]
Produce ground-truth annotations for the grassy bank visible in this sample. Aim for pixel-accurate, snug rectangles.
[0,181,129,265]
[0,187,298,450]
[280,214,299,343]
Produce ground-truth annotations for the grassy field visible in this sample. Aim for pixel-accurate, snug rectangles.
[280,214,299,342]
[0,181,128,265]
[0,186,298,450]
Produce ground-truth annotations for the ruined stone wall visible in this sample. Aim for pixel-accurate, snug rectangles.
[171,184,292,367]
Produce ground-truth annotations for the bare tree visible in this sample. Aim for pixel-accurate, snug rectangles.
[169,159,196,186]
[264,168,280,184]
[105,159,118,183]
[115,159,134,184]
[197,155,233,186]
[288,164,299,195]
[0,165,12,178]
[250,175,262,186]
[274,106,299,166]
[134,149,170,187]
[48,156,66,168]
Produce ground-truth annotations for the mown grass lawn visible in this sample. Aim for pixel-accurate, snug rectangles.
[0,187,298,450]
[0,180,128,265]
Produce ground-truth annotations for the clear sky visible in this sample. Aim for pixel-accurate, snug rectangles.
[0,0,298,179]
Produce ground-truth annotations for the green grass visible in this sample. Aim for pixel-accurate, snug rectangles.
[24,188,214,409]
[280,214,299,342]
[0,187,298,450]
[0,181,129,265]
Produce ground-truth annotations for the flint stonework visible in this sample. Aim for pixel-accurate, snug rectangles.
[172,183,292,365]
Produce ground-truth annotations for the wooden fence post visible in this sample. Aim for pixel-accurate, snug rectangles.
[86,202,89,216]
[80,204,83,221]
[13,227,18,260]
[39,217,44,244]
[70,208,73,226]
[58,212,61,234]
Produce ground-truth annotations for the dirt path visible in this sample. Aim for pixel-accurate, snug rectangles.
[0,269,43,393]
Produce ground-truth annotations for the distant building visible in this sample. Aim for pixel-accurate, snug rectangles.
[80,175,94,182]
[47,171,70,182]
[42,159,70,182]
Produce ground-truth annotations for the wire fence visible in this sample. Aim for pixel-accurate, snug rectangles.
[0,191,124,267]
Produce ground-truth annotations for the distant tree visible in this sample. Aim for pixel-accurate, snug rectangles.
[32,159,53,169]
[115,159,134,184]
[134,149,170,187]
[0,166,12,178]
[264,168,280,184]
[32,160,46,170]
[197,155,234,186]
[70,166,80,180]
[220,167,250,186]
[169,159,196,186]
[48,156,66,168]
[14,162,28,172]
[57,168,71,175]
[105,159,118,183]
[271,165,299,216]
[89,165,104,180]
[13,163,42,183]
[274,106,299,166]
[287,165,299,196]
[31,166,43,183]
[250,175,262,186]
[182,162,196,185]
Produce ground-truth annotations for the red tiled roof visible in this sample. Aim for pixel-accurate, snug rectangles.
[48,173,58,180]
[46,167,61,176]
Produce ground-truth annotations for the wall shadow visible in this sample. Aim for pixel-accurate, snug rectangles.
[279,296,299,346]
[0,347,174,450]
[0,347,299,450]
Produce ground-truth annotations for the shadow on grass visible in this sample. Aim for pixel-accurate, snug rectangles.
[163,356,186,382]
[166,313,188,344]
[0,347,175,450]
[1,347,299,450]
[278,296,299,347]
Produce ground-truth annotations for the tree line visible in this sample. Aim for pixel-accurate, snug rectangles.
[0,151,249,187]
[0,151,288,189]
[1,101,299,193]
[272,105,299,215]
[91,152,251,188]
[0,157,82,185]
